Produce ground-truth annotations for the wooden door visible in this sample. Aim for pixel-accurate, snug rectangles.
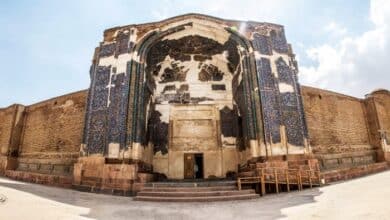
[184,153,194,179]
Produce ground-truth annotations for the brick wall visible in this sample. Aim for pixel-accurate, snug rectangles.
[0,104,25,172]
[372,91,390,136]
[0,105,16,156]
[364,98,382,148]
[16,90,87,175]
[365,90,390,160]
[0,105,17,173]
[301,86,376,170]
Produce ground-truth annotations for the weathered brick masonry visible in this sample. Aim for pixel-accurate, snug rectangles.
[0,90,87,187]
[0,104,24,174]
[302,86,390,181]
[302,86,374,168]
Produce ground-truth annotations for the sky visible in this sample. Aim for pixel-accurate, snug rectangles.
[0,0,389,107]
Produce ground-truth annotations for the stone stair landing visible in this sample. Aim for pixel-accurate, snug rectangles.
[134,180,259,202]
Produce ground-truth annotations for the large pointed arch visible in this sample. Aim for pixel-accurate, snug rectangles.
[124,18,264,156]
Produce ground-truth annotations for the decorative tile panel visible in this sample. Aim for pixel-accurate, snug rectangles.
[252,33,272,55]
[99,43,116,57]
[270,29,289,54]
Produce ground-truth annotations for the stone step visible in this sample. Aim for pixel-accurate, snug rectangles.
[322,162,388,183]
[143,180,236,188]
[134,180,259,202]
[137,189,255,197]
[134,193,260,202]
[141,185,237,192]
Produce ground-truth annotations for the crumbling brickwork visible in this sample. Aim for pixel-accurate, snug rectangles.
[16,90,87,175]
[0,106,16,156]
[0,106,16,173]
[0,104,24,174]
[302,86,371,152]
[301,86,386,170]
[371,91,390,138]
[364,90,390,160]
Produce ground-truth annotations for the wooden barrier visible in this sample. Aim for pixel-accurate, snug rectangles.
[237,167,321,196]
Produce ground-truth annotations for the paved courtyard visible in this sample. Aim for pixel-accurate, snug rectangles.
[1,171,390,220]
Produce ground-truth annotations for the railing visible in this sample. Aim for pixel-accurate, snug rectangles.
[237,167,322,195]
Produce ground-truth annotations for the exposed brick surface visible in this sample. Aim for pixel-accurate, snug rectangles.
[302,86,371,153]
[0,106,16,156]
[301,86,390,173]
[370,90,390,141]
[19,90,87,165]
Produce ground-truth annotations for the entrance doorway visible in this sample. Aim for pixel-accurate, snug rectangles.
[184,153,204,179]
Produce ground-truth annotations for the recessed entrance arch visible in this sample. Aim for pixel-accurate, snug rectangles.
[125,18,263,179]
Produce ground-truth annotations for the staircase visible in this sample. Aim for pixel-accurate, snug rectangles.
[134,180,259,202]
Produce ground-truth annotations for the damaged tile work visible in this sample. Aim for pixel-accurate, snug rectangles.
[84,28,137,155]
[146,33,241,154]
[251,27,308,150]
[82,14,308,160]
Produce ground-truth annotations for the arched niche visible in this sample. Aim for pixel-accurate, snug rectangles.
[125,18,262,162]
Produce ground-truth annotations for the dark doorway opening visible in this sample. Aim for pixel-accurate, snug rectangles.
[194,153,204,179]
[184,153,204,179]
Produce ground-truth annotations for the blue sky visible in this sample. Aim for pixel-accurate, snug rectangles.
[0,0,388,107]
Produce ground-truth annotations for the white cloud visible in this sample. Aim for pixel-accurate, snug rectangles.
[300,0,390,98]
[324,21,348,37]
